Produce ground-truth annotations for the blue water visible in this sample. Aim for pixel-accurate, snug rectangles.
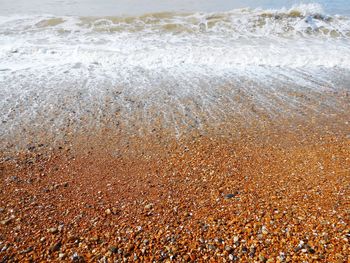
[0,0,348,16]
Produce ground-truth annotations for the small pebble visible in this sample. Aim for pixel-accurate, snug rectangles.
[1,218,13,225]
[144,204,153,210]
[47,227,58,234]
[109,246,118,253]
[50,241,61,252]
[224,193,236,199]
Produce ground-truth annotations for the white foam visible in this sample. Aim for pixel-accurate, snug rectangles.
[1,5,350,149]
[0,5,349,74]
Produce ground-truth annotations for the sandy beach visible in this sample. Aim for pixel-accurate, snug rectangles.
[1,1,350,262]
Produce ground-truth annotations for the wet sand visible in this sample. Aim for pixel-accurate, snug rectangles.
[1,107,350,262]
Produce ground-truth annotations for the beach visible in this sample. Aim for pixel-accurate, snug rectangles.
[1,96,350,261]
[1,1,350,262]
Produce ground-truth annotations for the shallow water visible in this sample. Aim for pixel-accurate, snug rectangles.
[0,1,350,150]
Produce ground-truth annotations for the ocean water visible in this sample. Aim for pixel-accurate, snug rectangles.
[0,0,349,16]
[0,1,350,149]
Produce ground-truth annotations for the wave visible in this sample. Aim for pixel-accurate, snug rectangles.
[1,4,350,37]
[0,4,349,73]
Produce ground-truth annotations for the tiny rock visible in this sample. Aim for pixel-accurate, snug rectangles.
[48,227,58,234]
[261,226,268,235]
[109,246,118,253]
[225,246,233,253]
[50,241,61,252]
[224,193,236,199]
[144,204,153,210]
[72,252,80,261]
[259,254,267,262]
[1,218,13,225]
[58,224,64,232]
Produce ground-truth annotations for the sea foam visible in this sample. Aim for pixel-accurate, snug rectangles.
[0,4,350,150]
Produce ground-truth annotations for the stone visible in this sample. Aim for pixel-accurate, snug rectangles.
[50,241,61,252]
[1,218,13,225]
[105,209,111,215]
[109,246,118,253]
[224,193,236,199]
[72,252,80,261]
[144,204,153,210]
[112,207,119,215]
[208,244,216,251]
[308,247,316,254]
[261,226,269,235]
[229,254,237,261]
[249,246,256,258]
[259,254,267,262]
[48,227,58,234]
[225,246,233,253]
[20,247,33,254]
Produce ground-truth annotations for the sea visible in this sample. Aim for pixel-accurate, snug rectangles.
[0,0,349,150]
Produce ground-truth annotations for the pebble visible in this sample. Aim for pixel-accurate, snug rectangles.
[261,225,269,235]
[72,252,80,261]
[259,254,267,262]
[208,244,216,251]
[1,218,13,225]
[228,254,237,261]
[225,246,233,253]
[50,241,61,252]
[58,224,64,232]
[20,247,33,254]
[144,204,153,210]
[224,193,236,199]
[47,227,58,234]
[109,246,118,253]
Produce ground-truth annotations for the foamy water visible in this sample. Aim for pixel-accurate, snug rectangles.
[0,2,350,150]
